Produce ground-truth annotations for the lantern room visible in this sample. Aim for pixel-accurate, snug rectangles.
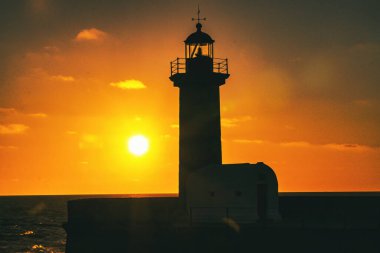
[185,23,214,59]
[169,11,229,79]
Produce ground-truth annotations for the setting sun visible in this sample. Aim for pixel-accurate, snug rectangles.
[127,135,149,156]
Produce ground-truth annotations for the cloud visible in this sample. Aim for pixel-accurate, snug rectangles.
[221,116,252,128]
[284,125,296,130]
[78,134,103,149]
[162,134,171,138]
[279,141,379,152]
[170,124,179,128]
[0,145,18,150]
[0,108,47,118]
[75,28,108,42]
[0,124,29,135]
[233,139,263,144]
[231,138,379,152]
[66,130,78,135]
[280,141,312,148]
[350,42,380,54]
[50,75,75,82]
[29,0,49,14]
[43,46,60,53]
[0,107,17,115]
[323,143,377,152]
[353,99,372,107]
[109,79,146,90]
[28,113,47,118]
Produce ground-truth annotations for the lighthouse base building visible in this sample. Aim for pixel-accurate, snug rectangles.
[186,163,281,223]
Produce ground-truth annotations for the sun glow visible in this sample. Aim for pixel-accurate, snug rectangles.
[127,135,149,156]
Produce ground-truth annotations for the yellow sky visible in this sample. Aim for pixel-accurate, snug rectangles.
[0,1,379,195]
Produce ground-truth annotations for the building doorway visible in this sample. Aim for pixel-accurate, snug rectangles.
[257,183,267,220]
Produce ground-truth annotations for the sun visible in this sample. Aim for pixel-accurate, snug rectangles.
[127,135,149,156]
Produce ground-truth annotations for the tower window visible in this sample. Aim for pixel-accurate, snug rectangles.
[210,191,215,197]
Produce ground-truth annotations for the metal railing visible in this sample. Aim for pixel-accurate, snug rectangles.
[170,57,229,76]
[213,58,229,75]
[170,58,186,76]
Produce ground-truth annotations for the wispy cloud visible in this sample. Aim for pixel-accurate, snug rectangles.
[279,141,379,152]
[109,79,146,90]
[233,139,263,144]
[28,113,48,118]
[323,143,377,152]
[353,99,372,107]
[280,141,312,148]
[221,116,252,128]
[29,0,49,14]
[231,138,379,153]
[75,28,108,42]
[50,75,75,82]
[284,125,296,130]
[43,46,60,53]
[0,145,18,150]
[0,124,29,135]
[350,42,380,53]
[0,108,47,119]
[0,107,17,115]
[78,134,103,149]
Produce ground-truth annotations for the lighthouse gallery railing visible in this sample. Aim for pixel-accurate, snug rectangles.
[170,58,229,76]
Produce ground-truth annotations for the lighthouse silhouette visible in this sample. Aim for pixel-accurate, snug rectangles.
[170,9,281,222]
[170,11,229,202]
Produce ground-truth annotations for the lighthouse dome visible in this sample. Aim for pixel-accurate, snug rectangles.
[185,23,214,44]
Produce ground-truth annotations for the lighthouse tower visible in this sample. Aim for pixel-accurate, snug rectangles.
[169,13,229,201]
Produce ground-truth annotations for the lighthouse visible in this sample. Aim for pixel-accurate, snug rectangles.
[170,10,280,222]
[170,12,229,201]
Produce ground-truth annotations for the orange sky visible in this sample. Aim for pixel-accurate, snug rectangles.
[1,0,379,195]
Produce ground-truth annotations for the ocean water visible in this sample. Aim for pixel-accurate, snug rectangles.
[0,195,71,253]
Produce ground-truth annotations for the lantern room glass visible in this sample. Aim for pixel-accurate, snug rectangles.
[186,43,213,59]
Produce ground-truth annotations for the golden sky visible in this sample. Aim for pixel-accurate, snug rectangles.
[1,0,379,195]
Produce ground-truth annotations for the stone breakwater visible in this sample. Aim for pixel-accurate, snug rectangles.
[65,195,380,253]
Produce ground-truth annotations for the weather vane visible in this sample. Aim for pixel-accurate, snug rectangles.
[192,5,206,23]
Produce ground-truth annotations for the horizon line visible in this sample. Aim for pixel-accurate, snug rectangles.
[1,191,380,197]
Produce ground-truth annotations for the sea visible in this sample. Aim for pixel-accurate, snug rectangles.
[0,195,71,253]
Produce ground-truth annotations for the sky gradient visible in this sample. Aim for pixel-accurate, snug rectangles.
[1,0,379,195]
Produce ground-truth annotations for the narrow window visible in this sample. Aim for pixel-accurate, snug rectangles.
[235,191,242,197]
[210,191,215,197]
